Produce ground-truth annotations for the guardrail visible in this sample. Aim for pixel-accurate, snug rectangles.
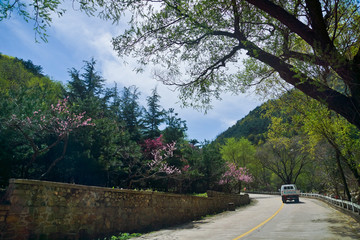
[246,191,360,216]
[244,191,280,195]
[301,193,360,216]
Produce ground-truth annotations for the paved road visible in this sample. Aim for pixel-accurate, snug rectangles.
[134,194,360,240]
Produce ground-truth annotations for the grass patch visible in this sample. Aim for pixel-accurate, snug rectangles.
[101,233,142,240]
[191,192,208,197]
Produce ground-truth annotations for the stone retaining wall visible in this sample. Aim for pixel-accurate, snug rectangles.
[0,179,249,240]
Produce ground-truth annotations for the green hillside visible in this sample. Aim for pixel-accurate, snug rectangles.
[215,104,271,144]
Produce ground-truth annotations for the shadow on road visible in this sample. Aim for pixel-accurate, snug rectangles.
[330,224,360,239]
[284,201,305,204]
[311,218,360,239]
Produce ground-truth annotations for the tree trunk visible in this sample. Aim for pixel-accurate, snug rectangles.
[335,151,352,200]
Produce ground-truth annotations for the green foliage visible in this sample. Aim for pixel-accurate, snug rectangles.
[192,192,208,197]
[162,108,187,143]
[0,54,64,186]
[101,233,141,240]
[7,1,360,129]
[216,105,271,145]
[198,141,226,190]
[117,86,144,142]
[220,137,255,167]
[143,88,166,139]
[256,136,309,185]
[0,0,66,41]
[258,90,359,197]
[110,0,360,132]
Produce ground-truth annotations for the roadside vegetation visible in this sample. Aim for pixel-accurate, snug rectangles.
[100,233,142,240]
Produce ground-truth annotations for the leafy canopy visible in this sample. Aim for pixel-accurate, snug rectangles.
[111,0,360,130]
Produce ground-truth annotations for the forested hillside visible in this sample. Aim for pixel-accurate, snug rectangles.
[215,105,270,145]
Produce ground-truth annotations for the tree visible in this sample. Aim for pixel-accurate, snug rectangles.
[198,141,226,191]
[143,88,166,139]
[15,58,44,77]
[292,92,360,199]
[127,135,183,190]
[220,138,241,164]
[7,97,94,178]
[257,136,308,185]
[111,0,360,131]
[118,86,144,141]
[162,108,187,143]
[68,58,106,98]
[220,137,255,166]
[67,58,110,119]
[148,141,181,175]
[95,119,142,188]
[5,1,360,129]
[257,116,310,185]
[218,162,252,193]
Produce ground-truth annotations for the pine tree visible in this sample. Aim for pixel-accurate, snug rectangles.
[162,108,187,143]
[143,88,166,139]
[119,86,143,141]
[67,58,108,118]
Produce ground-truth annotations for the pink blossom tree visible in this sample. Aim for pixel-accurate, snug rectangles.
[142,135,164,158]
[148,141,181,175]
[8,97,94,178]
[219,162,253,193]
[128,135,188,190]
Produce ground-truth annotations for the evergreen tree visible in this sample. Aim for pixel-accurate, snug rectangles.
[67,68,87,100]
[67,58,108,118]
[119,86,143,141]
[162,108,187,143]
[81,58,105,97]
[143,88,166,139]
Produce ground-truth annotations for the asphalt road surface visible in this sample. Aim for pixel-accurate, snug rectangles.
[134,194,360,240]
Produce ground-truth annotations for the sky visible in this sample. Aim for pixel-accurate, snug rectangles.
[0,4,262,142]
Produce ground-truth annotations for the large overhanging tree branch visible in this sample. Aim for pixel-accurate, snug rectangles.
[111,0,360,129]
[241,37,360,127]
[245,0,358,95]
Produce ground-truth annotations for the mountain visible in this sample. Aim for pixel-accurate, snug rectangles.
[215,104,271,144]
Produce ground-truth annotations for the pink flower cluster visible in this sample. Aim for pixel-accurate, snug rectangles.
[182,164,190,172]
[48,97,94,136]
[219,162,253,185]
[147,139,181,175]
[11,97,95,137]
[143,135,164,153]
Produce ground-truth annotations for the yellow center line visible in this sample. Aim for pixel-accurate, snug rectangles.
[232,202,284,240]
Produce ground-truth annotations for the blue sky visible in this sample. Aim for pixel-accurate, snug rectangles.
[0,5,262,142]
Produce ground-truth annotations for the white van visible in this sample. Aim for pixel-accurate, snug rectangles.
[280,184,300,203]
